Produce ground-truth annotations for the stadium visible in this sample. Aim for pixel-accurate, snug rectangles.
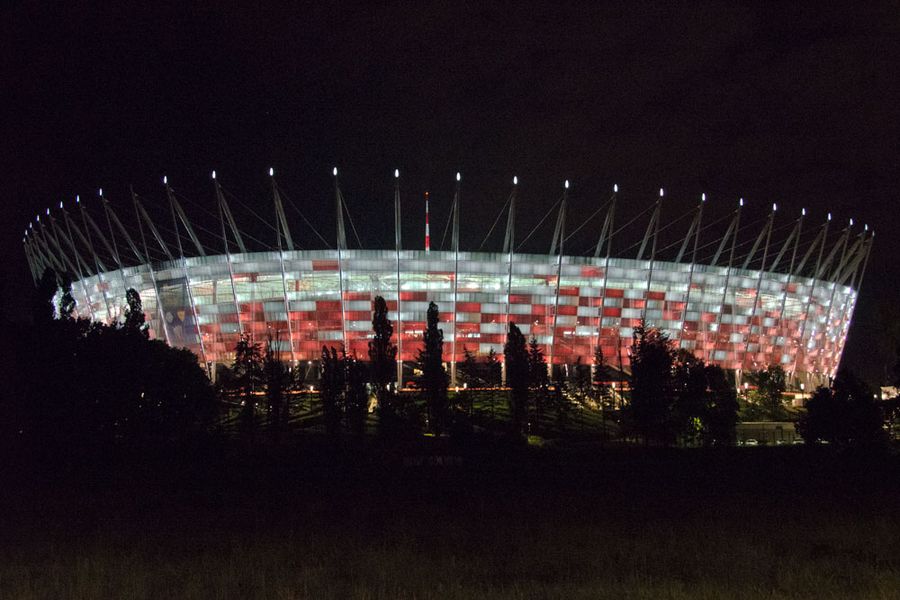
[22,170,871,389]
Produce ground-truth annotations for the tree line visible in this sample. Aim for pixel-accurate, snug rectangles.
[2,275,891,456]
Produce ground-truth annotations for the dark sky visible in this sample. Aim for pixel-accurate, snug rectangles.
[4,2,899,383]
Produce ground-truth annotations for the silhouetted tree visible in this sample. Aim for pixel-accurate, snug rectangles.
[485,348,502,387]
[672,350,708,445]
[368,296,397,428]
[344,352,369,438]
[123,288,148,337]
[459,346,479,387]
[504,322,529,437]
[58,276,76,320]
[417,301,449,433]
[797,369,886,446]
[485,347,502,420]
[592,344,612,409]
[704,365,739,446]
[749,365,787,420]
[527,336,549,431]
[13,282,216,457]
[263,333,290,437]
[320,345,344,438]
[232,334,263,434]
[628,322,675,445]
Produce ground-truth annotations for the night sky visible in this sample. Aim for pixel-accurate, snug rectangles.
[5,3,899,384]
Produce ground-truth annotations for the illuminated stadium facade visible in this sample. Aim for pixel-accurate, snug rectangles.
[23,170,871,388]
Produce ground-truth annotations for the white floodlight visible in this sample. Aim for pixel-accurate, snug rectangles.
[333,167,338,177]
[37,215,40,222]
[613,183,618,193]
[802,208,806,216]
[772,203,777,212]
[739,198,744,207]
[849,218,854,226]
[513,175,518,185]
[163,175,168,185]
[564,180,569,189]
[99,188,103,197]
[659,187,664,197]
[212,170,216,180]
[828,212,832,221]
[46,208,50,215]
[456,172,461,182]
[864,224,869,231]
[270,167,275,177]
[76,195,80,204]
[701,193,706,202]
[59,201,63,209]
[394,169,399,178]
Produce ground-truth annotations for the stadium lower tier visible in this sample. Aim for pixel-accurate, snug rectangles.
[65,249,856,381]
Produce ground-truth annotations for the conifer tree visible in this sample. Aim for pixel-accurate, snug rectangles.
[123,288,148,337]
[368,296,398,425]
[417,301,449,433]
[504,322,529,436]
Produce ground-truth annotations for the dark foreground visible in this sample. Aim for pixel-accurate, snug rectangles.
[2,441,899,599]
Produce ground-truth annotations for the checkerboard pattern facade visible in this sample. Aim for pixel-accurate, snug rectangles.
[70,249,856,379]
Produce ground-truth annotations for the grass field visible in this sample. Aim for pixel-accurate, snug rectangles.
[2,441,898,599]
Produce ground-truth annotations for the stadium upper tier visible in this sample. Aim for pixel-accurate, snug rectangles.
[23,174,871,384]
